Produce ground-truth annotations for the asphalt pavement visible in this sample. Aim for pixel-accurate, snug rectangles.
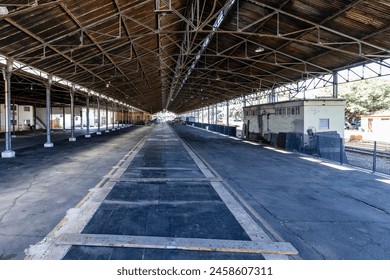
[173,124,390,260]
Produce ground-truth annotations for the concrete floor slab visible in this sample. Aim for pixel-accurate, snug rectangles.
[82,201,250,240]
[25,123,285,260]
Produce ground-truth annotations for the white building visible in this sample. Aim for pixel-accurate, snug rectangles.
[361,110,390,134]
[0,104,34,132]
[243,99,346,145]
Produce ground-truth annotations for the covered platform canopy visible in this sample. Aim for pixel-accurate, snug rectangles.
[1,0,390,113]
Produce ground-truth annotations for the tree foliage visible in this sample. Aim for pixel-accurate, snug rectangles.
[338,78,390,122]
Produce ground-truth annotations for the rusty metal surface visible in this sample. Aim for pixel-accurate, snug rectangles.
[1,0,390,113]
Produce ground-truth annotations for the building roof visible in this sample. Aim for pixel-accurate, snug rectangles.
[362,110,390,117]
[1,0,390,113]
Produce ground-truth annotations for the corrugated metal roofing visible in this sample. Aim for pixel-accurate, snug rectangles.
[1,0,390,113]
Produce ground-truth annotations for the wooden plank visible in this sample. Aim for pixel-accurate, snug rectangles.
[57,233,298,255]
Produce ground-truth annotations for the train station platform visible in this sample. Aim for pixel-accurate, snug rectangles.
[1,123,390,260]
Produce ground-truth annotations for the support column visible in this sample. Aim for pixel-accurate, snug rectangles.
[208,106,210,124]
[333,71,338,98]
[33,103,37,133]
[226,100,229,126]
[96,95,102,135]
[69,84,76,141]
[2,58,15,158]
[112,103,116,131]
[44,74,54,147]
[62,106,66,131]
[121,106,124,128]
[116,104,120,129]
[79,107,83,130]
[126,108,129,126]
[105,101,109,133]
[11,98,16,138]
[85,92,91,138]
[215,104,218,124]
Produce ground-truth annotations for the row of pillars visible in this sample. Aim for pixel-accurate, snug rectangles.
[191,71,340,124]
[1,58,132,158]
[191,100,233,126]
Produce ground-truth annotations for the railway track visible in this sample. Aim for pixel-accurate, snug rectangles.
[345,146,390,158]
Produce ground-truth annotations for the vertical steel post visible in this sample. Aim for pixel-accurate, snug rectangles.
[85,92,91,138]
[105,101,109,132]
[226,100,229,126]
[44,74,54,147]
[2,58,15,158]
[121,106,124,127]
[113,102,118,130]
[373,141,377,173]
[116,104,120,129]
[12,98,16,138]
[62,106,66,131]
[316,135,320,158]
[333,71,338,98]
[215,104,218,124]
[208,106,210,124]
[69,84,76,141]
[97,95,101,135]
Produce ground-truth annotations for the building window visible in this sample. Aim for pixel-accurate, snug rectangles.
[287,107,291,115]
[24,106,31,112]
[319,118,329,129]
[296,106,300,115]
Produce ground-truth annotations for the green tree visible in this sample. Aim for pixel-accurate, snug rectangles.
[338,78,390,122]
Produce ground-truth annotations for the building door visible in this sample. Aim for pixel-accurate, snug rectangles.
[368,118,373,132]
[246,120,250,138]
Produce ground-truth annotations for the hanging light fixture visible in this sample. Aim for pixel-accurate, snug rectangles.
[255,46,265,53]
[0,6,9,16]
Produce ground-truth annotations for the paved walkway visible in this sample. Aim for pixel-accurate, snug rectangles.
[0,125,149,260]
[3,122,389,259]
[25,123,296,260]
[173,125,390,260]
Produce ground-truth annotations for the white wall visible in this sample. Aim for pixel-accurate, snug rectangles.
[243,99,345,138]
[361,115,390,134]
[303,100,345,138]
[244,100,304,136]
[0,104,33,132]
[0,104,124,131]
